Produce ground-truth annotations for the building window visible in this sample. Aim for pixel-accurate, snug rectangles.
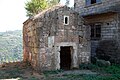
[91,0,96,4]
[64,16,69,25]
[86,0,101,6]
[91,24,101,40]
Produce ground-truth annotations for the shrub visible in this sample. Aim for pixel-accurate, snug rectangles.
[79,63,99,70]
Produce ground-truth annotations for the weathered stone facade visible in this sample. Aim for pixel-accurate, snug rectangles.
[74,0,120,16]
[75,0,120,63]
[23,5,90,71]
[23,0,120,71]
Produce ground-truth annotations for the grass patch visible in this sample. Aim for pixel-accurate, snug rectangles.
[0,67,24,79]
[79,63,120,73]
[44,64,120,80]
[18,76,39,80]
[102,65,120,74]
[43,69,64,80]
[79,63,120,80]
[28,76,39,80]
[1,63,120,80]
[79,63,100,70]
[83,74,120,80]
[43,69,64,75]
[52,74,120,80]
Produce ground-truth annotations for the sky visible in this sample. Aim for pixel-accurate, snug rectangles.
[60,0,74,7]
[0,0,74,32]
[0,0,28,32]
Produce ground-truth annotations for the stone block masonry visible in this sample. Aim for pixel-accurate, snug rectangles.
[74,0,120,64]
[23,5,91,71]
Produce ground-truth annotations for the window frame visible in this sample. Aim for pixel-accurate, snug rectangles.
[64,16,69,25]
[91,0,96,4]
[90,23,101,40]
[86,0,101,6]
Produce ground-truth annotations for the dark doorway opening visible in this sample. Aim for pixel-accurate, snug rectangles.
[60,46,71,70]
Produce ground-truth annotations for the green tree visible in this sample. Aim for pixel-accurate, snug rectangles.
[48,0,60,7]
[25,0,60,17]
[25,0,48,17]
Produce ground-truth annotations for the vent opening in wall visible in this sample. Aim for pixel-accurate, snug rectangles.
[64,16,69,25]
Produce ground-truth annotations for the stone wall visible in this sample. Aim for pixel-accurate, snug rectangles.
[23,5,91,71]
[96,40,120,64]
[75,0,120,63]
[84,13,118,40]
[74,0,120,16]
[23,19,40,70]
[84,12,120,58]
[118,13,120,46]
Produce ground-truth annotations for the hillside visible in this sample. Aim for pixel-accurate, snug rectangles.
[0,30,23,64]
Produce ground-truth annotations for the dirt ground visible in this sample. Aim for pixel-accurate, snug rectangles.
[0,62,45,80]
[0,62,97,80]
